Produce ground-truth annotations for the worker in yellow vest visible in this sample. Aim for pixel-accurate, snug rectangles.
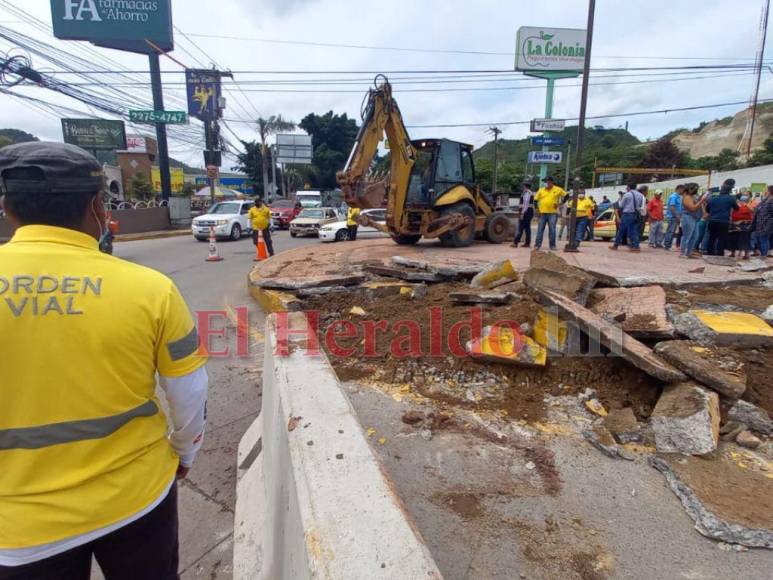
[0,143,208,579]
[533,176,566,251]
[566,188,595,248]
[347,206,361,241]
[248,198,274,256]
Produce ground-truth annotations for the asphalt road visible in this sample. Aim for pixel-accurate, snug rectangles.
[111,229,317,579]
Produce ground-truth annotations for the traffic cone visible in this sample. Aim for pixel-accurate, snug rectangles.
[254,229,269,262]
[206,227,224,262]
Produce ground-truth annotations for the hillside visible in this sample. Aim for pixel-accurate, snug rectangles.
[474,126,640,166]
[670,102,773,158]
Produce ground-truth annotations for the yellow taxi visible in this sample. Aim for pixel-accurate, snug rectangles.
[593,208,650,240]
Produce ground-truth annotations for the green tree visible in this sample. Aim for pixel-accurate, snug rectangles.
[299,111,359,189]
[642,137,689,169]
[692,148,740,171]
[130,172,153,200]
[0,128,38,145]
[0,136,11,149]
[232,140,264,196]
[257,115,295,198]
[747,134,773,167]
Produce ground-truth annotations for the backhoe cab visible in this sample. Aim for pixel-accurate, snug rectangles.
[337,76,510,247]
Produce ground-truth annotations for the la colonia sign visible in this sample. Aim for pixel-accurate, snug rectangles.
[515,27,586,72]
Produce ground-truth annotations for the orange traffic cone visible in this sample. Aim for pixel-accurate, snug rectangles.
[254,229,269,261]
[206,227,224,262]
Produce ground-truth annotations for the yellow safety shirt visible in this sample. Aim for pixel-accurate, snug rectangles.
[535,186,566,214]
[569,197,595,218]
[0,225,206,548]
[347,207,361,226]
[248,205,271,230]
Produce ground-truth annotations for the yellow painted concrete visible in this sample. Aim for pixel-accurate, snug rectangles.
[533,308,568,351]
[693,310,773,337]
[247,283,301,313]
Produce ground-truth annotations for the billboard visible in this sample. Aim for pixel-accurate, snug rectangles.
[275,134,313,165]
[62,118,126,150]
[152,166,184,193]
[516,27,586,72]
[186,69,222,120]
[194,176,252,193]
[50,0,173,54]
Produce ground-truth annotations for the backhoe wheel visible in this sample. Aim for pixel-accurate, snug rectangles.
[484,212,510,244]
[392,234,421,245]
[439,202,476,248]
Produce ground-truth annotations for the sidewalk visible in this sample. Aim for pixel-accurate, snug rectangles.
[115,228,190,242]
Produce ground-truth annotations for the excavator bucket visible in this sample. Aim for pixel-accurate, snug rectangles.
[340,173,389,209]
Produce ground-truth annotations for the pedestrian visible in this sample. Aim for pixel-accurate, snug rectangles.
[609,182,646,252]
[567,188,594,248]
[663,185,684,250]
[585,196,597,241]
[557,196,569,241]
[248,197,274,256]
[678,182,705,259]
[533,176,565,251]
[597,195,611,214]
[729,195,753,260]
[637,185,649,239]
[751,185,773,258]
[0,142,208,579]
[612,191,628,246]
[705,179,739,256]
[347,205,361,241]
[647,190,665,248]
[511,180,534,247]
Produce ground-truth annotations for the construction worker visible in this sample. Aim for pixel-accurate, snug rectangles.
[248,198,274,256]
[0,142,208,579]
[566,188,595,248]
[347,205,361,241]
[534,176,566,251]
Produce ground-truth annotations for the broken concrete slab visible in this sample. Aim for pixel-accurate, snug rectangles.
[583,269,659,288]
[255,274,367,290]
[364,264,445,283]
[739,258,772,272]
[532,308,569,354]
[589,286,674,339]
[651,382,720,455]
[672,310,773,347]
[391,255,489,279]
[469,259,518,289]
[653,340,746,399]
[449,291,516,305]
[702,255,737,267]
[296,285,355,298]
[535,289,687,382]
[763,305,773,324]
[360,281,425,299]
[727,400,773,436]
[465,325,546,367]
[523,251,597,305]
[650,456,773,548]
[604,407,642,444]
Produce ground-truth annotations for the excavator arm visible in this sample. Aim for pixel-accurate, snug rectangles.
[336,76,415,232]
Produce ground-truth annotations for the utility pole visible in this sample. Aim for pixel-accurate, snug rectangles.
[488,126,502,195]
[148,53,171,201]
[564,140,572,191]
[746,0,770,158]
[565,0,596,253]
[270,144,278,199]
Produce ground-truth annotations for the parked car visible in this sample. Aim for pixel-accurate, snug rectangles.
[318,208,388,242]
[593,208,650,240]
[270,199,300,229]
[191,200,254,241]
[289,207,340,238]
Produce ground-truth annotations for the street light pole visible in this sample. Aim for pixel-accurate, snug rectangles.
[564,0,596,253]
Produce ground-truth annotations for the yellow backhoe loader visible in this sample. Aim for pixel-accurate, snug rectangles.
[336,75,510,247]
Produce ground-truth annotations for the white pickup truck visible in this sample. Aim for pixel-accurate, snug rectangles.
[191,200,254,241]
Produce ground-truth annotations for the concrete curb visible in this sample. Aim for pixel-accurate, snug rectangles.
[247,276,302,313]
[233,311,442,579]
[114,229,190,242]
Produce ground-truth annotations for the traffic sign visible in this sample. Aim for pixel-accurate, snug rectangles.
[530,118,565,132]
[129,110,188,124]
[528,151,563,164]
[531,136,566,146]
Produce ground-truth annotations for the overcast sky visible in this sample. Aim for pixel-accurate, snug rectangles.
[2,0,773,168]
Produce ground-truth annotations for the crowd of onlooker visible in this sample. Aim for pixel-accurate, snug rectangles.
[510,176,773,259]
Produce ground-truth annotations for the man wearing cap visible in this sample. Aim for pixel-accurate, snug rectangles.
[705,178,739,255]
[533,176,566,251]
[647,190,665,248]
[0,142,208,579]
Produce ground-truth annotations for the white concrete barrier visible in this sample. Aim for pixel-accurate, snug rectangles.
[234,312,442,580]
